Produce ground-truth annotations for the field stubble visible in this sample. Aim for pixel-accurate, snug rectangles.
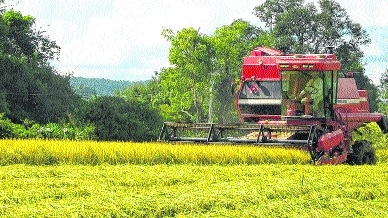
[1,164,388,217]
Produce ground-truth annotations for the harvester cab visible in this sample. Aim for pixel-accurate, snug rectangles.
[282,70,329,118]
[159,47,388,165]
[237,47,339,122]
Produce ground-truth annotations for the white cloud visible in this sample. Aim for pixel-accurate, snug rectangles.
[7,0,388,81]
[362,41,383,57]
[68,16,128,66]
[364,62,387,85]
[337,0,388,27]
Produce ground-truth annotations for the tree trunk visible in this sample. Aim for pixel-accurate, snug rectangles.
[216,78,234,124]
[208,76,214,123]
[192,86,202,123]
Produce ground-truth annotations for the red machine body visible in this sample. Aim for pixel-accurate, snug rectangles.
[235,47,388,164]
[159,47,388,165]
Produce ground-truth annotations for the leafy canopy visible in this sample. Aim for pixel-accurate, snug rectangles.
[157,20,274,123]
[0,9,78,123]
[254,0,377,111]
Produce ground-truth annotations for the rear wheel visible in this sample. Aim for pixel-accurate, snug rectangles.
[347,140,376,165]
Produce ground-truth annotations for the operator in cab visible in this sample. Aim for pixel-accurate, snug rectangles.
[298,72,323,117]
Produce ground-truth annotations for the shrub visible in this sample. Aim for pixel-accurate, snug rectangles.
[0,113,20,138]
[86,96,162,141]
[0,113,95,140]
[352,122,388,149]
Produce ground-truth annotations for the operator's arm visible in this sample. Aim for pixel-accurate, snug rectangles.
[299,79,314,98]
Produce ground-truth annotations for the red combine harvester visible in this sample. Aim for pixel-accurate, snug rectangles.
[159,47,388,165]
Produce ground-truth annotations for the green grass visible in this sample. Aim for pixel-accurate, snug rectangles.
[1,164,388,217]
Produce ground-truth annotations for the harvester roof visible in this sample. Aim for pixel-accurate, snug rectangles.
[241,47,341,80]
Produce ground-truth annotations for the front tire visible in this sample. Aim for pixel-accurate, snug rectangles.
[347,140,377,165]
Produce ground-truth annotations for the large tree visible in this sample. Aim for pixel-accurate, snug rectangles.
[254,0,370,56]
[253,0,304,32]
[2,9,60,63]
[161,27,213,122]
[159,21,274,123]
[254,0,377,111]
[209,19,274,123]
[0,9,79,123]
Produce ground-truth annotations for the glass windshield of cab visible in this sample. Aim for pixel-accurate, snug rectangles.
[239,81,281,99]
[281,70,335,118]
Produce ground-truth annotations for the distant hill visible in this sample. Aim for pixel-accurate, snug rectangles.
[69,77,142,97]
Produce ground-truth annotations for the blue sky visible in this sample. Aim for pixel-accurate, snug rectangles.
[6,0,388,84]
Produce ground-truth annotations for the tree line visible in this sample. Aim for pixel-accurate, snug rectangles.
[70,77,135,97]
[0,4,160,141]
[122,0,380,124]
[0,0,385,141]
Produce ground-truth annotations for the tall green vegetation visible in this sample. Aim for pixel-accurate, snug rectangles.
[210,20,274,123]
[0,6,160,142]
[121,20,274,123]
[161,27,213,122]
[121,0,378,125]
[378,69,388,113]
[70,77,133,97]
[84,96,162,141]
[0,8,80,123]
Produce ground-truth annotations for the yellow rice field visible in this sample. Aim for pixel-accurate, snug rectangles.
[0,139,311,165]
[1,139,388,165]
[1,139,388,217]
